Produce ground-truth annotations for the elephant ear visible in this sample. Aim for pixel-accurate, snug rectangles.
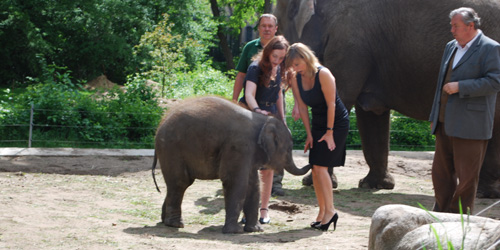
[294,0,315,39]
[257,119,277,163]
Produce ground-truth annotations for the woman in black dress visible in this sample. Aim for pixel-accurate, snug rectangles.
[286,43,349,231]
[239,36,289,224]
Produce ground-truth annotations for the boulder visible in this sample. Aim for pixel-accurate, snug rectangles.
[369,204,500,250]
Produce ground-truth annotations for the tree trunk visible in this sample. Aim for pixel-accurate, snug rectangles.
[264,0,273,13]
[209,0,235,70]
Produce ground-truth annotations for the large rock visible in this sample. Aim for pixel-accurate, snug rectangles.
[369,204,500,250]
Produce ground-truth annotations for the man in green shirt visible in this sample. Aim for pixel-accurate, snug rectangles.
[232,14,286,196]
[232,14,278,101]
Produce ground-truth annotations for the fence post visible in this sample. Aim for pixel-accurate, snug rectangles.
[29,103,34,148]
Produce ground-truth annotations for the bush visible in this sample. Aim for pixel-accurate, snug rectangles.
[0,66,164,148]
[173,63,234,99]
[390,112,435,150]
[346,108,362,149]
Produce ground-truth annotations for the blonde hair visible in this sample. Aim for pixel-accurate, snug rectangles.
[285,43,319,79]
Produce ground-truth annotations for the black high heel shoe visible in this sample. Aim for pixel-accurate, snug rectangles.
[319,213,338,231]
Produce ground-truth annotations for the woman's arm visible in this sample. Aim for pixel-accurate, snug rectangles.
[245,80,270,115]
[318,68,337,151]
[290,76,313,153]
[286,71,301,121]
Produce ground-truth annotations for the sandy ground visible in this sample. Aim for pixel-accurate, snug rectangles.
[0,150,498,250]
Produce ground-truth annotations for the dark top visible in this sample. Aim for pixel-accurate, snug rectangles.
[297,66,349,167]
[239,61,282,114]
[297,67,349,130]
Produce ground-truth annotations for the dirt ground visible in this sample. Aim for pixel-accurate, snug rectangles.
[0,150,498,250]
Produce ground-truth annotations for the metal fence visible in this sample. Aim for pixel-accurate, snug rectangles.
[0,105,436,150]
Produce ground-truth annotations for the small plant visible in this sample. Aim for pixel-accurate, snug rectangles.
[134,13,203,97]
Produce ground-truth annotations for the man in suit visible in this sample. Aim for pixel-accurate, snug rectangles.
[429,7,500,213]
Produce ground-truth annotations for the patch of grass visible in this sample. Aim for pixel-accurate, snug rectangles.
[130,199,154,206]
[118,208,159,221]
[188,213,225,226]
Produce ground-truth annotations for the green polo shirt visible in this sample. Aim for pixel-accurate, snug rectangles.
[235,38,263,73]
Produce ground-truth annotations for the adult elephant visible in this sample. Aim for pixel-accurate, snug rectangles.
[152,96,311,233]
[275,0,500,197]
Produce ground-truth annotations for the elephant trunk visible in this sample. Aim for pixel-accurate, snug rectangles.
[285,163,311,176]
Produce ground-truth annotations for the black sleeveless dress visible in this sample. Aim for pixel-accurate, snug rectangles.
[297,66,349,167]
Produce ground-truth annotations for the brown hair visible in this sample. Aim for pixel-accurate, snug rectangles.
[252,35,289,87]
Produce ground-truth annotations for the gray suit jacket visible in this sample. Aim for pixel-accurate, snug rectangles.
[429,32,500,140]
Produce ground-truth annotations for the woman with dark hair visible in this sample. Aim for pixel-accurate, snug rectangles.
[239,35,289,224]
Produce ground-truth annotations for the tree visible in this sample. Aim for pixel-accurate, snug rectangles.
[0,0,170,85]
[264,0,273,13]
[134,14,191,97]
[209,0,235,70]
[161,0,216,67]
[208,0,269,70]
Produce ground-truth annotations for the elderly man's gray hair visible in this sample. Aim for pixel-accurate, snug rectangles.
[450,7,481,29]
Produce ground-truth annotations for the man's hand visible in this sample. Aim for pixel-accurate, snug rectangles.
[443,81,459,94]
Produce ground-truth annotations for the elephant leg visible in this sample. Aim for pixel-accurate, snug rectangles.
[302,167,338,188]
[220,163,254,233]
[162,187,189,228]
[478,137,500,198]
[478,95,500,198]
[356,104,395,189]
[161,162,194,228]
[242,168,262,232]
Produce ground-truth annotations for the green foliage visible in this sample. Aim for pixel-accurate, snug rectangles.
[173,64,235,99]
[390,112,435,150]
[287,118,307,150]
[215,0,267,34]
[0,0,53,86]
[134,13,190,97]
[134,11,222,98]
[0,0,173,85]
[161,0,217,66]
[0,66,164,148]
[347,108,362,149]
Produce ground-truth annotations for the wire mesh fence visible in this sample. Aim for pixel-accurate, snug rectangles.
[0,105,436,150]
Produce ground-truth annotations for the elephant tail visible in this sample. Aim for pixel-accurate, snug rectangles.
[152,151,161,193]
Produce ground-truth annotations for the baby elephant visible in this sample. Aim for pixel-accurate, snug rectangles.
[152,96,310,233]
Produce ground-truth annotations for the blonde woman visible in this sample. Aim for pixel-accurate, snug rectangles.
[286,43,349,231]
